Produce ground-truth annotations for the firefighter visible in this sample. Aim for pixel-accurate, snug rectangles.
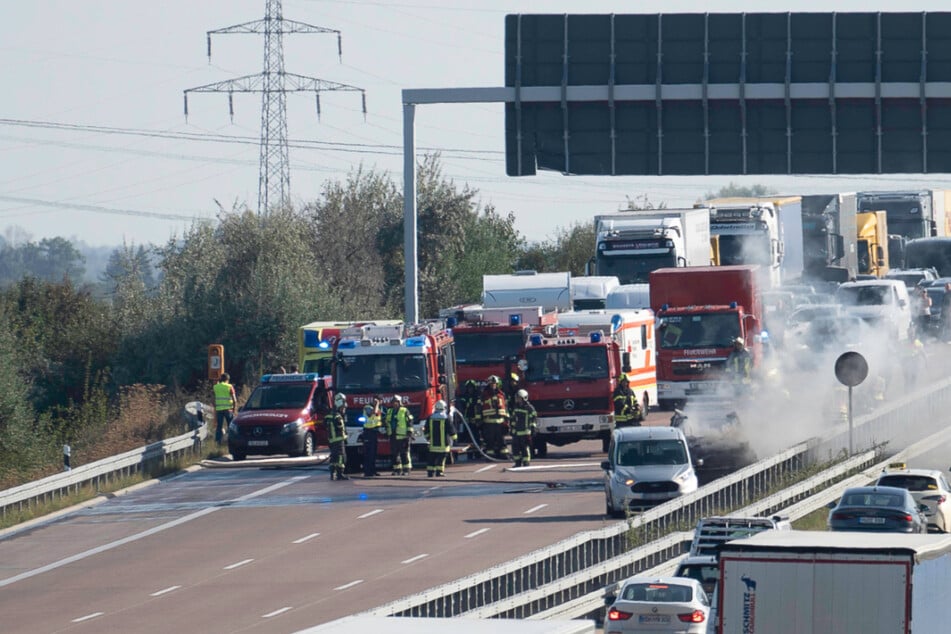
[612,374,643,428]
[361,396,384,477]
[326,393,348,481]
[212,373,237,444]
[456,379,482,446]
[725,337,752,389]
[480,375,509,458]
[509,389,537,468]
[424,400,457,477]
[503,372,521,408]
[386,395,415,476]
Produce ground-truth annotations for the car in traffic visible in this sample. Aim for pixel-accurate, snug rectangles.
[602,426,699,518]
[874,463,951,533]
[884,267,939,288]
[834,279,912,341]
[827,485,928,533]
[604,576,710,634]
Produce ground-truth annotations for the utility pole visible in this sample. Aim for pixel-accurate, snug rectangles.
[183,0,365,215]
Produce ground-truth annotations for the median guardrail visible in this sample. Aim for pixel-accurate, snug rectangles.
[363,373,951,622]
[0,424,207,520]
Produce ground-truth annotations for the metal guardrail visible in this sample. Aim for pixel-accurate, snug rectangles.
[363,373,951,622]
[0,424,207,520]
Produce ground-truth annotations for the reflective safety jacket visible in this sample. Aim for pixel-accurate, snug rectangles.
[509,403,537,436]
[213,382,234,412]
[363,406,383,430]
[386,406,414,438]
[725,348,752,384]
[423,413,457,452]
[325,410,347,443]
[480,390,509,424]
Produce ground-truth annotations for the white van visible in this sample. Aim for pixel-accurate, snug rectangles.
[605,283,651,310]
[834,279,912,341]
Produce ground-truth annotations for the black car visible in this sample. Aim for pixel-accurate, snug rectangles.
[827,485,928,533]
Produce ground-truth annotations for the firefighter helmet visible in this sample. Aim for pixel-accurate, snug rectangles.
[434,399,447,412]
[392,394,403,404]
[334,393,347,408]
[516,389,528,400]
[487,375,500,385]
[733,337,745,347]
[618,374,629,384]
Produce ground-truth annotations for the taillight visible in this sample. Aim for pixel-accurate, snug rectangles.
[832,512,853,521]
[901,514,913,522]
[608,608,633,621]
[678,609,706,623]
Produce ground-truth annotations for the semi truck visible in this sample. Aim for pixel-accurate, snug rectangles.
[857,189,949,240]
[704,197,797,288]
[716,530,951,634]
[482,271,571,312]
[592,209,711,284]
[332,322,457,471]
[857,211,890,277]
[440,305,557,386]
[648,265,763,410]
[521,309,655,456]
[800,193,858,284]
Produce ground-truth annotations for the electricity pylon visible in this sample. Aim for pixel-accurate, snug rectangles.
[184,0,365,215]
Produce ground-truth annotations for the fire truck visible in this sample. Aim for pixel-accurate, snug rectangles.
[442,305,557,385]
[332,322,457,472]
[521,310,655,456]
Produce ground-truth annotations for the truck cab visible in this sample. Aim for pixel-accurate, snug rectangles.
[857,211,890,277]
[704,198,788,288]
[227,373,332,461]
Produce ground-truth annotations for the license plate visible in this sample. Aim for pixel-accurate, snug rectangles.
[638,614,671,624]
[690,382,714,391]
[248,440,269,447]
[640,492,670,500]
[560,425,579,432]
[859,516,885,524]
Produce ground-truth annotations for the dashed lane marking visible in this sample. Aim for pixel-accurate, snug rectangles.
[465,528,490,539]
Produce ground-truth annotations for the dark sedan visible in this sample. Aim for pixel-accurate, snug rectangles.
[828,486,928,533]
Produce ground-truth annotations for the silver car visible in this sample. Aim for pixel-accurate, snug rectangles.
[605,575,710,633]
[602,426,699,518]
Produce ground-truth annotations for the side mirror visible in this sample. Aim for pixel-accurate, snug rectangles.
[695,458,704,468]
[826,501,837,510]
[600,460,612,471]
[604,593,617,606]
[438,374,447,385]
[899,299,907,308]
[919,504,930,514]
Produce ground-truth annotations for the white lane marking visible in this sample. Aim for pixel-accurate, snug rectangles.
[293,532,320,544]
[72,612,103,623]
[524,504,548,515]
[262,607,292,618]
[0,476,305,589]
[510,463,601,470]
[358,509,383,519]
[334,580,364,590]
[150,585,181,597]
[475,464,496,473]
[224,559,254,570]
[465,528,490,539]
[401,554,429,564]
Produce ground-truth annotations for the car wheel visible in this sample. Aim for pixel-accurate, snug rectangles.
[300,432,315,457]
[533,437,548,458]
[345,447,361,473]
[231,450,246,462]
[601,435,611,453]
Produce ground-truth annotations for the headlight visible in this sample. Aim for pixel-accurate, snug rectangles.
[228,421,239,434]
[658,382,671,391]
[674,470,693,484]
[282,419,303,433]
[600,415,611,424]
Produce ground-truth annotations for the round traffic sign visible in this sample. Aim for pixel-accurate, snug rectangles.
[835,351,869,387]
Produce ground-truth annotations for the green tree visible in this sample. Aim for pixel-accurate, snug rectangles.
[703,182,779,200]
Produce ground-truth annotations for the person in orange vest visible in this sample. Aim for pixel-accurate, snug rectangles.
[213,373,237,444]
[479,375,509,458]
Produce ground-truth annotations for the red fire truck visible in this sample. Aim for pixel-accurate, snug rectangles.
[443,305,557,385]
[332,322,457,472]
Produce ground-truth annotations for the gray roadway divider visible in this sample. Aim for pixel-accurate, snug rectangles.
[0,424,207,520]
[363,373,951,622]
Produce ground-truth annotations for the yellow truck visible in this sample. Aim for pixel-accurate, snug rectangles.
[857,211,889,277]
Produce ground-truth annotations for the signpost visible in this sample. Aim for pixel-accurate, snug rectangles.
[834,351,869,455]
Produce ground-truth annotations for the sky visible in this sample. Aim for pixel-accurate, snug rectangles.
[4,0,951,248]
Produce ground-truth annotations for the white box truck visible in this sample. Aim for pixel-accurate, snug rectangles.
[716,530,951,634]
[593,209,711,284]
[482,271,571,312]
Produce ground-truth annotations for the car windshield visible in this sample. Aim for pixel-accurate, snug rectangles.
[886,273,925,288]
[616,439,687,466]
[716,234,772,266]
[877,475,940,492]
[787,306,838,325]
[658,313,740,349]
[621,583,694,603]
[677,564,719,590]
[525,346,609,381]
[335,353,428,392]
[842,492,904,507]
[836,285,892,306]
[454,330,524,364]
[244,384,313,410]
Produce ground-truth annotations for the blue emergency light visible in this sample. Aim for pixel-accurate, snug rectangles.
[661,303,669,311]
[530,334,543,346]
[405,336,426,347]
[446,316,458,328]
[730,301,738,308]
[509,314,522,326]
[317,340,331,350]
[337,340,357,349]
[590,332,602,343]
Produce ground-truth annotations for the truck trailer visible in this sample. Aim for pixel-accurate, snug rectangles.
[593,209,711,284]
[483,271,571,312]
[716,530,951,634]
[800,193,858,284]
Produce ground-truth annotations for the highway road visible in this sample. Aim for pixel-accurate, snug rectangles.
[0,439,627,633]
